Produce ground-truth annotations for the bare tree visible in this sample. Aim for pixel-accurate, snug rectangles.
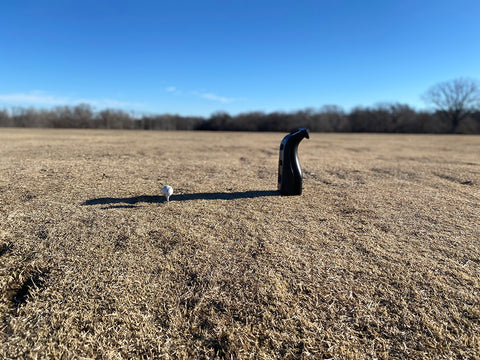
[318,105,349,132]
[0,108,12,127]
[422,78,480,133]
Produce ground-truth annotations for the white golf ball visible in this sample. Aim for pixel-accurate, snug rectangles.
[162,185,173,202]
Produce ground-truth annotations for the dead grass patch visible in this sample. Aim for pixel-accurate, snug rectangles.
[0,129,479,359]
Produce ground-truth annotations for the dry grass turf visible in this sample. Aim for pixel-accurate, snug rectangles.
[0,128,479,359]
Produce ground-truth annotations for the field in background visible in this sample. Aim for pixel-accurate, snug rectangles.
[0,129,479,359]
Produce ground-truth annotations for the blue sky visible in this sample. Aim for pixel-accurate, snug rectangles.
[1,0,479,117]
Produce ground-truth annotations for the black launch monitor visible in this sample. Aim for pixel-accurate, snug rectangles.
[277,128,310,195]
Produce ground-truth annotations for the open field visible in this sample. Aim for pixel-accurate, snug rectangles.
[0,128,479,359]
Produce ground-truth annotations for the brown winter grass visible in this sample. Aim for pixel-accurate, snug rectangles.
[0,128,479,359]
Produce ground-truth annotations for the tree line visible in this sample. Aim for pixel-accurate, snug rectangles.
[1,103,479,133]
[1,78,479,133]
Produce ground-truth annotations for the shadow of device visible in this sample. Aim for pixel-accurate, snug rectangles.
[82,190,279,207]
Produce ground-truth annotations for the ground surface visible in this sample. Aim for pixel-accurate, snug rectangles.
[0,129,479,359]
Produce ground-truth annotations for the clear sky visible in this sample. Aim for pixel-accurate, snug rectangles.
[1,0,479,117]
